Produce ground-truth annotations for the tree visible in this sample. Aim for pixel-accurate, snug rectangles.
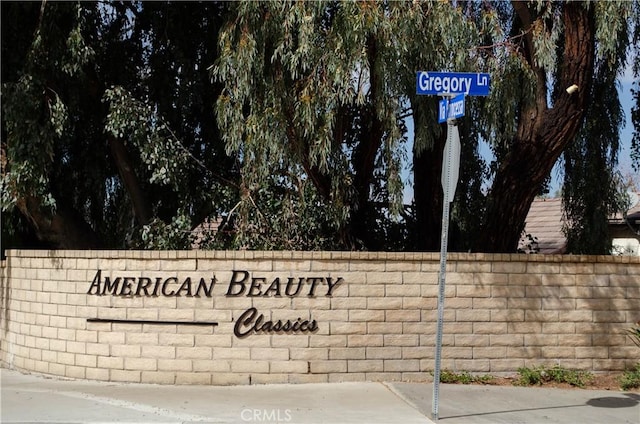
[476,1,639,253]
[2,1,638,253]
[1,2,237,250]
[475,2,596,252]
[562,33,630,254]
[213,1,479,250]
[214,1,638,252]
[632,1,640,174]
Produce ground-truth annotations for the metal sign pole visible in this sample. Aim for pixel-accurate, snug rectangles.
[415,70,488,421]
[432,117,460,421]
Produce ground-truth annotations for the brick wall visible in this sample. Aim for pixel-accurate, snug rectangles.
[0,250,638,385]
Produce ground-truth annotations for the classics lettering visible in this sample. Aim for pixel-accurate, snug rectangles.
[234,307,318,338]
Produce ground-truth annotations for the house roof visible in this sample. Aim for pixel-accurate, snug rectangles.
[610,192,640,225]
[191,218,223,249]
[519,197,566,254]
[520,192,640,254]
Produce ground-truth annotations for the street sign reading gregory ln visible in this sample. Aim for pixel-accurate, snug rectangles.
[416,71,490,96]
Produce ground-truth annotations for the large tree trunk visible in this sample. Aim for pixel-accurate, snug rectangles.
[349,36,384,250]
[107,134,151,226]
[15,196,102,249]
[10,94,152,248]
[292,35,384,250]
[476,2,595,252]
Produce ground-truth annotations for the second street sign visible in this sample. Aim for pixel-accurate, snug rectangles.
[438,94,465,123]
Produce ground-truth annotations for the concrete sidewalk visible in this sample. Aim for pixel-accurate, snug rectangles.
[389,382,639,424]
[2,368,639,424]
[1,368,430,424]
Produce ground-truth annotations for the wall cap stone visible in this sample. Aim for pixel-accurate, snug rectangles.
[5,249,640,264]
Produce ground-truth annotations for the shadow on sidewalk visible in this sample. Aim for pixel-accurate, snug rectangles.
[441,404,585,421]
[586,393,639,409]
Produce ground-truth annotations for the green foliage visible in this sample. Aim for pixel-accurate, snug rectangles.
[562,1,637,255]
[633,85,640,171]
[620,322,640,391]
[563,49,628,254]
[137,213,194,250]
[619,363,640,391]
[1,1,639,252]
[530,2,562,72]
[627,322,640,348]
[516,365,594,388]
[213,1,480,249]
[103,87,192,190]
[215,172,340,251]
[594,1,633,64]
[1,3,87,213]
[437,370,494,385]
[2,2,235,250]
[449,113,489,251]
[632,1,640,172]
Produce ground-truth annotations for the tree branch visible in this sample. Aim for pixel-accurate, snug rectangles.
[15,196,102,248]
[107,134,152,226]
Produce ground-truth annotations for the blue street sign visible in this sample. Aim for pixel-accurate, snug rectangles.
[438,94,465,123]
[438,99,448,123]
[448,93,465,119]
[416,71,490,96]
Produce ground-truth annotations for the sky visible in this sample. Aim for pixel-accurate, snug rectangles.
[615,67,638,184]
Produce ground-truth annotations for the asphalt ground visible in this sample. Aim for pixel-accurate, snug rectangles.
[2,368,639,424]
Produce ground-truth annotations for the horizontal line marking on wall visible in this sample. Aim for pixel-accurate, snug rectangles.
[87,318,218,326]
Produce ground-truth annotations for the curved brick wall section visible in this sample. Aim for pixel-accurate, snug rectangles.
[1,250,638,385]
